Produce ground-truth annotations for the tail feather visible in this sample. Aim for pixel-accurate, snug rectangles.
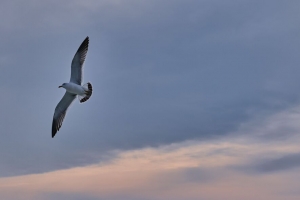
[78,82,93,103]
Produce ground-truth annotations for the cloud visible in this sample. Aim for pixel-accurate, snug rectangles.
[2,105,300,200]
[247,153,300,173]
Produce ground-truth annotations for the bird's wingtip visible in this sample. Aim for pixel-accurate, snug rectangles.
[52,127,57,138]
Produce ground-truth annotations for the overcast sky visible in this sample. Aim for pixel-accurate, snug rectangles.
[1,0,300,199]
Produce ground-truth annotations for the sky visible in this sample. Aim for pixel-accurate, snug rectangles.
[1,0,300,199]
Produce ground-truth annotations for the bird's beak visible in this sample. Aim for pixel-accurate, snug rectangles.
[58,86,62,88]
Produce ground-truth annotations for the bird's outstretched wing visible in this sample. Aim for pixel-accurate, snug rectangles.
[70,36,89,85]
[52,92,76,137]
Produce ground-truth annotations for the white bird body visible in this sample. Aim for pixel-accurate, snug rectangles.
[52,37,92,138]
[60,82,86,96]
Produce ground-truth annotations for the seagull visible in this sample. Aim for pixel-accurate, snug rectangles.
[52,37,92,138]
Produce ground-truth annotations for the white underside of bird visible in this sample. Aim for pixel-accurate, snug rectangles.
[59,82,92,100]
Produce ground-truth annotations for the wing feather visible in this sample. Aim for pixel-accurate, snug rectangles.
[52,92,76,137]
[70,36,89,85]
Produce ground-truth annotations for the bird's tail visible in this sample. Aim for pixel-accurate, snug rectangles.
[78,82,93,103]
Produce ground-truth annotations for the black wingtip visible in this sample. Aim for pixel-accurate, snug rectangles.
[52,120,57,138]
[84,36,89,43]
[52,130,56,138]
[76,37,89,55]
[80,36,89,47]
[83,36,89,44]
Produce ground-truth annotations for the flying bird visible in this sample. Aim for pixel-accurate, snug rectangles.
[52,37,92,138]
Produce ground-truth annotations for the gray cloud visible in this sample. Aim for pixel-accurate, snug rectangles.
[252,153,300,173]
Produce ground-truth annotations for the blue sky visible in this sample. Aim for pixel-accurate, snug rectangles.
[1,0,300,199]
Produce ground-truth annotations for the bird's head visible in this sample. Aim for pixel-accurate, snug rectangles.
[58,83,66,88]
